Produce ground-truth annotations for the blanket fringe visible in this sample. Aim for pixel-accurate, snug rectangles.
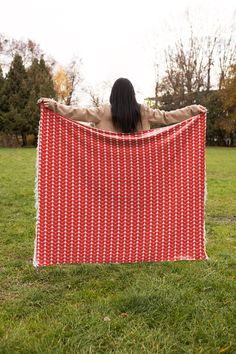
[33,110,42,268]
[203,131,209,260]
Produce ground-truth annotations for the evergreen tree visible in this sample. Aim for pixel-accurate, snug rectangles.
[1,53,30,145]
[0,65,4,90]
[25,55,56,145]
[0,65,5,131]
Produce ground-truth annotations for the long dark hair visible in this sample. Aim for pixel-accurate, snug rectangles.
[109,78,143,133]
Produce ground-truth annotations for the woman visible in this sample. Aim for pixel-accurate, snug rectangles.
[37,77,207,133]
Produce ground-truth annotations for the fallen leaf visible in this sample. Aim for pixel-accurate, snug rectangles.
[103,316,111,322]
[120,312,128,317]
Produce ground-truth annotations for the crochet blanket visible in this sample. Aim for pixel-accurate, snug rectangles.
[33,103,208,267]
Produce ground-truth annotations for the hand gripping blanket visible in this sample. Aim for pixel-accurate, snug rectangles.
[33,103,208,267]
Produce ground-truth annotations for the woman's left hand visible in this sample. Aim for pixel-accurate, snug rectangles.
[197,105,208,113]
[37,97,56,108]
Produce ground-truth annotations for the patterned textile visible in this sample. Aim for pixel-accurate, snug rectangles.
[33,102,208,267]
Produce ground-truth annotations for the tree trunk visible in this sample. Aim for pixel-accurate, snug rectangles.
[21,133,27,147]
[34,133,38,147]
[15,134,21,146]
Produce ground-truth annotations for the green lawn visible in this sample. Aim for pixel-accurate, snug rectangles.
[0,147,235,354]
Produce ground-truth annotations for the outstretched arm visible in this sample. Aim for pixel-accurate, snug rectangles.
[144,104,207,125]
[37,98,103,124]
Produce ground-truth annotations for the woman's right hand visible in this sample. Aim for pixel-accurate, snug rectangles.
[37,97,57,109]
[196,105,208,113]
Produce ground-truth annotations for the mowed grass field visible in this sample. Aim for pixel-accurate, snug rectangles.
[0,147,235,354]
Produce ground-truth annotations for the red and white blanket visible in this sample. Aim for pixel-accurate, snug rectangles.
[33,103,208,267]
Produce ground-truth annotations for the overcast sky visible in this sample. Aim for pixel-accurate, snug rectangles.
[1,0,235,105]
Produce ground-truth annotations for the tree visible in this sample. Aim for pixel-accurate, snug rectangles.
[52,56,83,105]
[219,63,236,143]
[217,29,236,90]
[1,53,29,145]
[204,31,219,92]
[53,66,73,104]
[0,65,4,88]
[152,18,236,110]
[158,32,206,108]
[24,56,56,145]
[81,80,111,107]
[203,90,225,145]
[64,57,83,105]
[0,65,5,130]
[0,33,57,73]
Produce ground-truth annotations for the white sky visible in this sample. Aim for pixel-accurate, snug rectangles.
[1,0,235,105]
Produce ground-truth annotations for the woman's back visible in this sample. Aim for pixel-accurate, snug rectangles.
[47,100,202,133]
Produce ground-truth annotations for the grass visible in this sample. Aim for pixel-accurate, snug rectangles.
[0,146,235,354]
